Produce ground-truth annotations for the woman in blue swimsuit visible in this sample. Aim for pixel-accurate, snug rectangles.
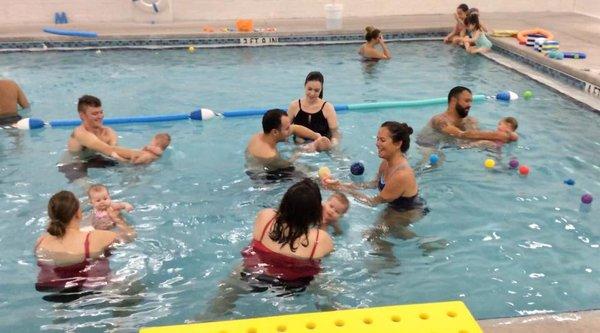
[324,122,434,266]
[326,121,424,211]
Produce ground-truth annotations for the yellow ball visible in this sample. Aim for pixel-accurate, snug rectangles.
[484,159,496,169]
[318,166,331,179]
[187,46,196,53]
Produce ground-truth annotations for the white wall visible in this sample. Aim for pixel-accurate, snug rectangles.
[1,0,595,25]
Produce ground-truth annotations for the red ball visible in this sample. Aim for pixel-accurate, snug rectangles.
[519,165,530,175]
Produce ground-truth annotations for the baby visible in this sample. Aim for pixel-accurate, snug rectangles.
[87,184,133,230]
[131,133,171,164]
[466,116,518,149]
[497,116,519,142]
[320,192,350,235]
[301,136,332,153]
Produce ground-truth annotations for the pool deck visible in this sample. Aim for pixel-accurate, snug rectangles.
[1,12,600,93]
[479,309,600,333]
[2,11,600,332]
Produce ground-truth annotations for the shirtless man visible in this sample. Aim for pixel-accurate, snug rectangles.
[0,79,30,126]
[417,86,516,148]
[245,108,326,179]
[59,95,142,182]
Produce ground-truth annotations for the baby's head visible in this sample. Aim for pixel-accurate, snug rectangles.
[457,4,469,21]
[497,117,518,133]
[323,192,350,224]
[88,184,111,211]
[465,13,481,31]
[152,133,171,150]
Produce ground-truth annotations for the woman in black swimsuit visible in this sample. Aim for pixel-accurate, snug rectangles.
[287,71,340,150]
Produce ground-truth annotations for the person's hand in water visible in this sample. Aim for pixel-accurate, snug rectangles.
[321,176,341,190]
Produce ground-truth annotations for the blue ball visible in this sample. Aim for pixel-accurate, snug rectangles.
[429,154,439,164]
[350,162,365,176]
[564,179,575,186]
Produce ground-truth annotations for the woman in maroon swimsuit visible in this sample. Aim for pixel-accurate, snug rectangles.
[34,191,135,299]
[201,178,334,319]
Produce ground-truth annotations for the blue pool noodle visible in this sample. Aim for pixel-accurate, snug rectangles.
[43,28,98,38]
[221,104,350,118]
[49,114,189,127]
[41,95,486,128]
[347,95,485,110]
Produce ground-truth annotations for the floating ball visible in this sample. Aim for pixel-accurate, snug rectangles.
[523,90,533,100]
[429,154,439,165]
[95,49,102,55]
[509,159,519,169]
[563,179,575,186]
[350,162,365,176]
[484,159,496,169]
[187,46,196,53]
[519,165,530,175]
[318,166,331,180]
[581,194,593,204]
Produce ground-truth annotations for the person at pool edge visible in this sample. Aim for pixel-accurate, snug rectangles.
[0,79,30,126]
[416,86,519,148]
[245,108,330,176]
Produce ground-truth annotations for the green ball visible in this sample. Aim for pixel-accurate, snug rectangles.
[523,90,533,100]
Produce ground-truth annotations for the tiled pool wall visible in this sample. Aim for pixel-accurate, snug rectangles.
[0,31,444,51]
[2,30,598,109]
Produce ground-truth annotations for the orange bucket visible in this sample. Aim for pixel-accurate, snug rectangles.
[236,19,254,32]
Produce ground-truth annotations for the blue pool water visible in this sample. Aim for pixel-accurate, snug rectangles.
[1,42,599,332]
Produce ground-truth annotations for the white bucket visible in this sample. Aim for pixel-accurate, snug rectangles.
[324,4,343,30]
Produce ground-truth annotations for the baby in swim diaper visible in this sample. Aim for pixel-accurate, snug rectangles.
[320,192,350,235]
[496,116,519,142]
[466,116,518,149]
[301,136,332,153]
[87,184,133,230]
[131,133,171,164]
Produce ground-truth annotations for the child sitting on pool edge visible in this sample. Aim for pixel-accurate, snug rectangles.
[462,13,492,54]
[85,184,134,231]
[320,192,350,235]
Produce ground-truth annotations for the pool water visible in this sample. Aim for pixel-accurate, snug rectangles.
[1,42,599,332]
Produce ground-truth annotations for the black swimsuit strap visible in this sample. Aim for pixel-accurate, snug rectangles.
[318,101,327,112]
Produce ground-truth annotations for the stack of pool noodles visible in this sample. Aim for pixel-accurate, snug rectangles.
[533,37,546,51]
[526,34,545,46]
[537,40,559,53]
[547,51,587,60]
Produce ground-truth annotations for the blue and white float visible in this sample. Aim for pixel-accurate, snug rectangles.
[496,91,519,101]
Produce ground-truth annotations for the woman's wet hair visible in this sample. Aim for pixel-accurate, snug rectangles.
[381,121,414,153]
[365,26,381,41]
[270,178,323,252]
[465,13,481,30]
[47,191,80,238]
[304,71,324,99]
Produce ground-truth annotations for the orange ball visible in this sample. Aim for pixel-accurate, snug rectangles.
[519,165,530,175]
